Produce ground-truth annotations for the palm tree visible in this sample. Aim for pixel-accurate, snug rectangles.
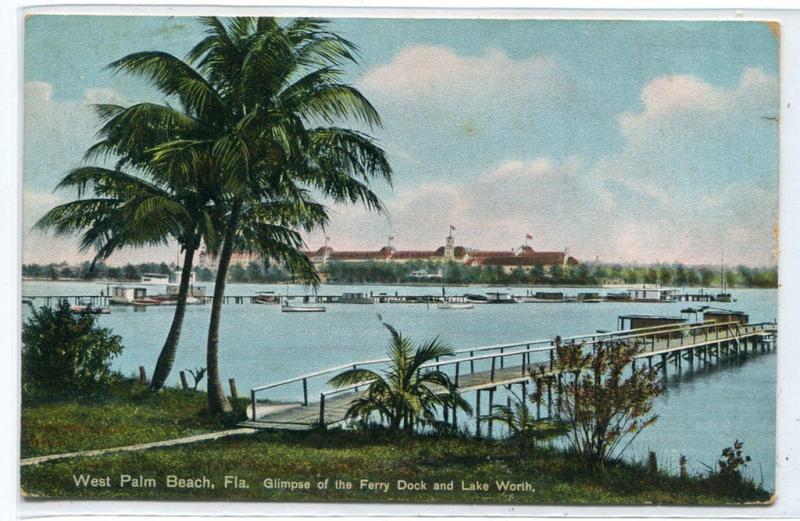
[482,391,567,457]
[329,323,472,433]
[111,17,392,414]
[38,81,223,392]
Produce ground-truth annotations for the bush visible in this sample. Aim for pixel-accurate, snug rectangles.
[22,302,123,400]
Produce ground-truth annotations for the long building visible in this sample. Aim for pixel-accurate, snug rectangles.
[201,233,579,275]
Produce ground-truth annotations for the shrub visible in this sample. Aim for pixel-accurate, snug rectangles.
[533,337,663,468]
[22,302,123,399]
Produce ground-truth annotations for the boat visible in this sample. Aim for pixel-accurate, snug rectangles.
[464,293,489,303]
[70,303,111,314]
[254,292,280,304]
[437,302,474,310]
[109,286,148,305]
[604,292,632,302]
[132,294,201,306]
[281,303,326,313]
[485,292,517,304]
[715,254,735,302]
[577,292,603,303]
[521,291,565,303]
[339,291,374,304]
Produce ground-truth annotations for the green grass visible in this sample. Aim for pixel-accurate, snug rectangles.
[20,379,772,505]
[20,428,772,505]
[21,378,248,458]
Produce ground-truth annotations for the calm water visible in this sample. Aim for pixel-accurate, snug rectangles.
[21,281,777,490]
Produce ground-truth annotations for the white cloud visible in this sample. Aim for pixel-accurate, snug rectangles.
[21,82,183,265]
[359,46,566,103]
[618,67,776,142]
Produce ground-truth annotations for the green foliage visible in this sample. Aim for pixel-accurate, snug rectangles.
[317,260,778,288]
[329,323,472,433]
[21,302,123,399]
[717,439,752,479]
[483,391,568,457]
[533,338,663,468]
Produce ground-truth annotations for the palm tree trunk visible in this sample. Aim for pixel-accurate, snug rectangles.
[149,243,197,391]
[206,202,242,415]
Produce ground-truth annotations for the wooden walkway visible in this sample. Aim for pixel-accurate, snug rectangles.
[241,320,776,431]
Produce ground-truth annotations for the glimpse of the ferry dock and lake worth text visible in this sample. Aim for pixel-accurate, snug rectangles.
[20,16,779,505]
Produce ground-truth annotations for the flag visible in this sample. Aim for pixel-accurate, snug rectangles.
[389,236,394,241]
[325,236,330,241]
[449,224,456,231]
[526,233,533,240]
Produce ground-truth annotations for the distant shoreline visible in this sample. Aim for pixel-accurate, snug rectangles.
[21,277,776,290]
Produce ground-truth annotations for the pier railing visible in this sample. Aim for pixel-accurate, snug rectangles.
[249,320,775,421]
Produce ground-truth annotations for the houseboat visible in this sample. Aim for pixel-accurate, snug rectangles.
[339,292,374,304]
[485,292,517,304]
[627,287,674,302]
[109,286,148,305]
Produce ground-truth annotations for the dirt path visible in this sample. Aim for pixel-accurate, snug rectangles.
[20,428,258,466]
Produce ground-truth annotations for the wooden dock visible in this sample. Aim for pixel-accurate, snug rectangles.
[21,292,730,307]
[241,320,777,432]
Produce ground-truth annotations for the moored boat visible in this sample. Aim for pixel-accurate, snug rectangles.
[485,292,517,304]
[254,292,280,304]
[281,303,326,313]
[339,291,374,304]
[70,303,111,314]
[437,302,474,310]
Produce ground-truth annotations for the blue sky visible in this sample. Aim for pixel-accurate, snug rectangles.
[23,16,779,266]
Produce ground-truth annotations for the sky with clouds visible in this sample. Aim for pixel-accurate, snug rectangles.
[23,16,779,266]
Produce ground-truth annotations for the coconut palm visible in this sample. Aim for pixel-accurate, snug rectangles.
[112,16,392,414]
[329,323,472,433]
[37,82,223,392]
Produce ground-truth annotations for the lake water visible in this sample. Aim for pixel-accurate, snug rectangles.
[21,281,777,490]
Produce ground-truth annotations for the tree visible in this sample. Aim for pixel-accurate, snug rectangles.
[532,337,663,467]
[173,17,391,414]
[22,302,123,399]
[329,323,471,433]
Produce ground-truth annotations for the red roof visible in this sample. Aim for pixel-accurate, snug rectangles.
[478,252,578,266]
[390,250,438,259]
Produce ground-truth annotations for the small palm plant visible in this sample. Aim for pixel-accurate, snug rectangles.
[329,323,471,433]
[483,391,567,457]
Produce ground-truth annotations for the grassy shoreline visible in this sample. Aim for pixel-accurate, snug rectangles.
[21,379,247,459]
[20,380,771,505]
[20,429,772,505]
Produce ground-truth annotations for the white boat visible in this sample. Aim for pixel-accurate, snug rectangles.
[281,303,326,313]
[70,303,111,314]
[437,302,474,310]
[254,292,280,304]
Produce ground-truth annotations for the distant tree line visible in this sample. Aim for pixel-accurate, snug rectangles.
[22,261,175,281]
[322,260,778,288]
[22,260,293,284]
[22,259,777,288]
